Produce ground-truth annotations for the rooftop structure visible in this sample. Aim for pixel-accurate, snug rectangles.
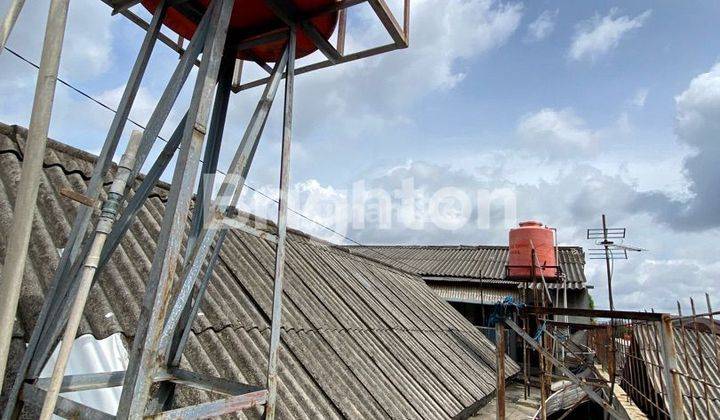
[0,123,519,418]
[347,245,593,327]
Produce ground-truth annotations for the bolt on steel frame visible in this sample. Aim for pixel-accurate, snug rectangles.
[0,0,409,418]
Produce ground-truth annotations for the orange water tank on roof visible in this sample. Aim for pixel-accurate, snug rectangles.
[141,0,339,62]
[508,221,557,279]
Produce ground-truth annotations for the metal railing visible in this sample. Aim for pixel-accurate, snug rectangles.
[587,294,720,420]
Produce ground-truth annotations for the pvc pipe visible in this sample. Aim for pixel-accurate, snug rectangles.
[39,131,142,420]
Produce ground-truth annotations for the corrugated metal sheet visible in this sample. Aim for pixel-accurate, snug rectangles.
[346,244,587,290]
[624,324,720,420]
[430,284,519,305]
[0,123,520,419]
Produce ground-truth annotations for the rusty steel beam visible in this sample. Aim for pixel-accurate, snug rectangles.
[237,42,399,91]
[21,384,114,420]
[155,368,264,396]
[302,0,366,17]
[522,306,664,322]
[117,0,234,416]
[263,0,341,63]
[264,26,296,420]
[34,371,126,393]
[150,390,268,419]
[368,0,406,46]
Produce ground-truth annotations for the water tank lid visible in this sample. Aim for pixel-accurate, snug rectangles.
[518,220,543,227]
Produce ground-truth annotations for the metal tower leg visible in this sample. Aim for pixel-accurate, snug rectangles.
[150,50,236,412]
[147,43,292,413]
[264,26,296,420]
[0,0,70,395]
[117,0,234,415]
[152,42,291,373]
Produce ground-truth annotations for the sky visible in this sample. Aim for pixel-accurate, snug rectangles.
[1,0,719,314]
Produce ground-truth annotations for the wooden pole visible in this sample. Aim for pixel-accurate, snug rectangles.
[659,315,684,420]
[496,321,506,420]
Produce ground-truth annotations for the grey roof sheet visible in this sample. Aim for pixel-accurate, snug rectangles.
[430,284,520,305]
[0,123,519,419]
[345,243,587,289]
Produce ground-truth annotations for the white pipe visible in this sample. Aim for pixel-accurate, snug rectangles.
[39,131,142,420]
[0,0,70,393]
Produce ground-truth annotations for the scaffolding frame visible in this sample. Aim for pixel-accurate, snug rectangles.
[0,0,409,418]
[493,304,687,420]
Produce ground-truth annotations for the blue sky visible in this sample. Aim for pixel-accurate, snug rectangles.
[1,0,719,313]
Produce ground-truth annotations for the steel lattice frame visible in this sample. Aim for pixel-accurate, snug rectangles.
[0,0,409,418]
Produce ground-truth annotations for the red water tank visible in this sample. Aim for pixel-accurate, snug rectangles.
[507,221,557,279]
[141,0,339,62]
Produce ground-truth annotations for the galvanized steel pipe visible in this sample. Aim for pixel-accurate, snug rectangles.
[0,0,69,393]
[0,0,25,53]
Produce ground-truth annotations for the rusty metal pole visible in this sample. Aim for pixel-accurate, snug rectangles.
[496,321,506,420]
[659,314,684,420]
[0,0,69,393]
[264,26,296,420]
[117,0,233,416]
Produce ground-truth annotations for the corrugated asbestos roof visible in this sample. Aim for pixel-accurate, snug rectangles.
[430,284,519,305]
[0,123,520,419]
[623,324,720,420]
[346,243,588,290]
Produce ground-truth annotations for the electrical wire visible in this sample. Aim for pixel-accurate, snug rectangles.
[3,46,427,275]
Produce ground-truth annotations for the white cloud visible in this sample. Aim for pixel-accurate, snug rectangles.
[613,259,720,313]
[97,85,159,127]
[632,88,648,107]
[284,0,524,139]
[635,62,720,230]
[517,108,599,153]
[525,9,558,42]
[569,8,651,62]
[5,0,113,78]
[674,62,720,149]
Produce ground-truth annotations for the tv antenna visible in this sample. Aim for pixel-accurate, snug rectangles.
[586,214,645,311]
[587,214,645,410]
